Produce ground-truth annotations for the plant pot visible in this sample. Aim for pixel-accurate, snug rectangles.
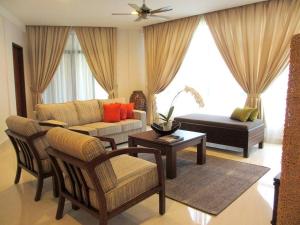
[162,121,173,131]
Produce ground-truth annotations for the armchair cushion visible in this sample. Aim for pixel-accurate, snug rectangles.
[47,128,117,192]
[19,152,52,173]
[64,155,159,211]
[6,116,49,159]
[74,100,102,124]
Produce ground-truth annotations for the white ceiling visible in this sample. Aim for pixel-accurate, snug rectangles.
[0,0,266,28]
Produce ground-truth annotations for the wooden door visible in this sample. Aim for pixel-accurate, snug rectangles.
[12,43,27,117]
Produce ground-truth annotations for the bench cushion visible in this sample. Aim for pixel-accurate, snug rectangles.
[175,114,264,131]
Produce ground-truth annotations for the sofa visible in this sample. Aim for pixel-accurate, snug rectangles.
[35,98,146,144]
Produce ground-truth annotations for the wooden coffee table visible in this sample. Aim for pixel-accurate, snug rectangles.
[128,130,206,179]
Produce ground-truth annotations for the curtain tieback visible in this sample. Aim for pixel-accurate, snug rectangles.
[30,87,42,94]
[247,94,261,100]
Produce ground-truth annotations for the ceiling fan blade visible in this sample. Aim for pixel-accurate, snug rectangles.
[134,16,143,22]
[150,6,173,14]
[129,3,141,12]
[149,15,170,20]
[112,13,133,15]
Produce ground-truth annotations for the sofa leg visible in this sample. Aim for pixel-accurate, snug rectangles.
[259,142,264,149]
[243,148,249,158]
[159,190,165,215]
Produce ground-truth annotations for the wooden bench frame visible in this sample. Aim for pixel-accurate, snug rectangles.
[175,120,264,158]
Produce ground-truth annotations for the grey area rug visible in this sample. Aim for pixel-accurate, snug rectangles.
[140,150,270,215]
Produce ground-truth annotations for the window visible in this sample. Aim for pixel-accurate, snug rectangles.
[157,19,288,144]
[43,31,108,103]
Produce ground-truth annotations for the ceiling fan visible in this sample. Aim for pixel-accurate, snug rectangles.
[112,0,173,22]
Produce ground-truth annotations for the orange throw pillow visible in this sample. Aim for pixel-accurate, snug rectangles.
[126,103,134,119]
[103,103,121,122]
[120,104,127,120]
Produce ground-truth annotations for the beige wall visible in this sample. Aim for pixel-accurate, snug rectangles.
[117,28,146,101]
[0,6,32,144]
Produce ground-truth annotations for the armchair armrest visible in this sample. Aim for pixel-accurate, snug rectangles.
[133,110,146,131]
[39,120,68,128]
[95,136,117,150]
[68,126,116,150]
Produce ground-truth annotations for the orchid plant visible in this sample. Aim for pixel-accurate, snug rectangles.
[158,86,204,126]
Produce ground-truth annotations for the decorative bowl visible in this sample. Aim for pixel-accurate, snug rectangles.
[151,121,181,136]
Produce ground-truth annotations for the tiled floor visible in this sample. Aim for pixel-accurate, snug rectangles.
[0,140,281,225]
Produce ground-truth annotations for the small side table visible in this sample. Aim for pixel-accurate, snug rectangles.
[271,173,281,225]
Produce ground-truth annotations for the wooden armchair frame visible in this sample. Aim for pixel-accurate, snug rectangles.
[47,146,165,225]
[5,129,58,201]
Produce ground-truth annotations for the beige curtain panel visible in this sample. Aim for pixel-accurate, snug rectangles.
[75,27,117,98]
[205,0,300,118]
[27,26,70,106]
[277,34,300,225]
[144,15,201,123]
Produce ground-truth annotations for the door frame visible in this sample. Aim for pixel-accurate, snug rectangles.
[12,42,27,117]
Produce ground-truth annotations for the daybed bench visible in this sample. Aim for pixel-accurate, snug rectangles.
[174,114,264,158]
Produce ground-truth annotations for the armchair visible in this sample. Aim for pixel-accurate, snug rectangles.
[46,127,165,225]
[5,116,58,201]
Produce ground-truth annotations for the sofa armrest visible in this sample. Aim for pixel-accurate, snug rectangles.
[39,120,68,128]
[68,126,98,136]
[133,110,146,131]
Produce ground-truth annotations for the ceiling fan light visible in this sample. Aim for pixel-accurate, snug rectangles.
[131,11,138,15]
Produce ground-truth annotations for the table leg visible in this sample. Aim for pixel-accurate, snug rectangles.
[128,137,138,157]
[166,148,176,179]
[197,136,206,164]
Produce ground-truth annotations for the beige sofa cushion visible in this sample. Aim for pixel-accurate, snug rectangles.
[65,155,158,211]
[6,116,49,159]
[74,100,102,124]
[36,102,80,126]
[47,127,117,192]
[118,119,142,132]
[83,122,122,136]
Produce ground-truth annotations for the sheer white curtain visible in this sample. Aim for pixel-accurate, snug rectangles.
[157,19,288,144]
[43,31,108,103]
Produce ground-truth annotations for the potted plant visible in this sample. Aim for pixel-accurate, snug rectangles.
[157,86,204,131]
